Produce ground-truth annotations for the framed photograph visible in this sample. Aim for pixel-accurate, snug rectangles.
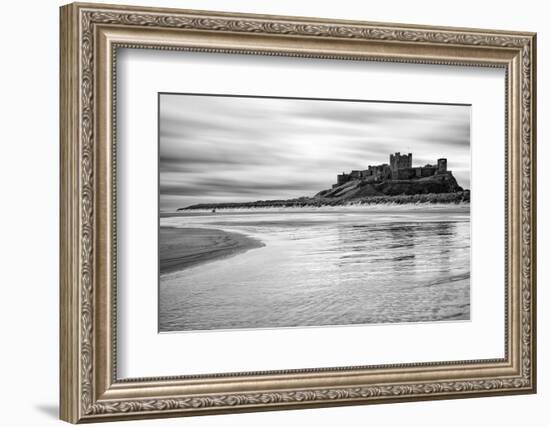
[60,2,537,423]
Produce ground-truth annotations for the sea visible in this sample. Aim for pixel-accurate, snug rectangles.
[159,204,470,332]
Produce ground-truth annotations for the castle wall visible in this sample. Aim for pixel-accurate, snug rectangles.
[334,154,449,187]
[369,164,391,180]
[393,167,438,180]
[420,167,437,177]
[397,168,416,180]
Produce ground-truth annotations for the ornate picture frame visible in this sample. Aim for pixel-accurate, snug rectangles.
[60,2,536,423]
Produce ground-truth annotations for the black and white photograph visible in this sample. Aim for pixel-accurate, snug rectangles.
[158,93,471,332]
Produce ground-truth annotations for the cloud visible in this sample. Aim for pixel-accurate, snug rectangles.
[159,94,471,210]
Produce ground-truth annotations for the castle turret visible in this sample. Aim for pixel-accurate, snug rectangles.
[437,158,447,174]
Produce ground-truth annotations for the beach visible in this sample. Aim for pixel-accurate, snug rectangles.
[159,205,471,332]
[160,227,265,274]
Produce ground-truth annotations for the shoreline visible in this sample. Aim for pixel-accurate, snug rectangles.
[160,227,265,275]
[163,201,469,217]
[179,191,470,211]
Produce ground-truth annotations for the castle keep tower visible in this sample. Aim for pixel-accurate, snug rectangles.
[390,152,412,179]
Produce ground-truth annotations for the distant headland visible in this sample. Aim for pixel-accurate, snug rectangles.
[179,152,470,210]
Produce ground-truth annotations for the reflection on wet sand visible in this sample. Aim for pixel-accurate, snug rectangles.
[159,206,470,332]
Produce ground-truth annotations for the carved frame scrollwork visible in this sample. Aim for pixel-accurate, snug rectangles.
[60,2,536,423]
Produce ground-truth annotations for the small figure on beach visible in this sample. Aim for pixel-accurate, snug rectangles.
[212,209,216,213]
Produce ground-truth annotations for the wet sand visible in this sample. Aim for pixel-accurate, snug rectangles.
[160,209,470,331]
[160,227,265,275]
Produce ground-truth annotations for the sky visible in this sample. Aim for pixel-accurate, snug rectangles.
[159,93,470,211]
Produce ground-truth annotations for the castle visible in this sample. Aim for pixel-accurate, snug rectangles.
[334,152,449,188]
[182,151,466,210]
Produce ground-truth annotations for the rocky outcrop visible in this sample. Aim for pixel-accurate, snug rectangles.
[316,172,463,201]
